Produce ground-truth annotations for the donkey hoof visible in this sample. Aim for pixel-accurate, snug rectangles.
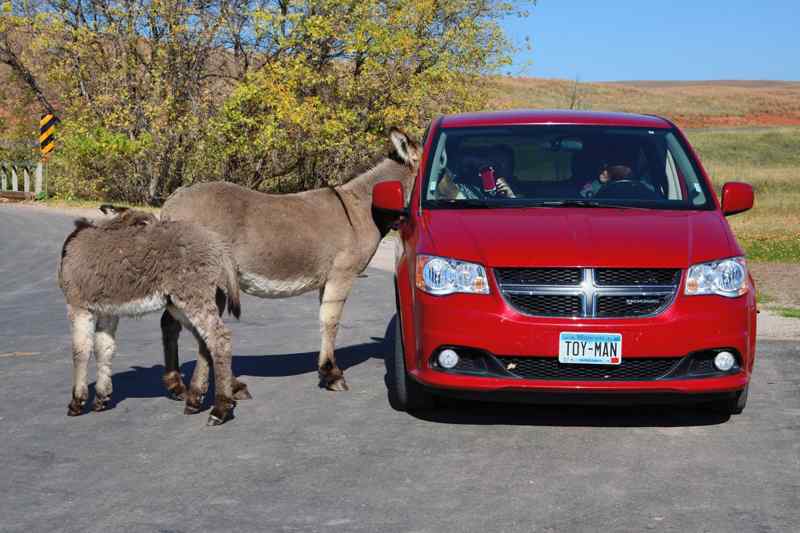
[184,403,203,415]
[233,383,252,401]
[207,409,233,426]
[319,367,348,391]
[206,413,228,426]
[167,390,186,401]
[163,372,187,401]
[67,399,84,417]
[92,396,111,412]
[326,377,349,392]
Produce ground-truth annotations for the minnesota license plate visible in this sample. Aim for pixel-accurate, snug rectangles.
[559,332,622,365]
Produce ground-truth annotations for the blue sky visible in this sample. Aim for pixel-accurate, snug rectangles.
[502,0,800,81]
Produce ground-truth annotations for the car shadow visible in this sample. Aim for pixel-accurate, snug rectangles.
[407,399,731,427]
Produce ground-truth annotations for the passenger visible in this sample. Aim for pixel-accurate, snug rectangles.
[435,166,517,199]
[435,146,517,199]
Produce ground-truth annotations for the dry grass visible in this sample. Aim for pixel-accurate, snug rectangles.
[686,127,800,262]
[488,78,800,128]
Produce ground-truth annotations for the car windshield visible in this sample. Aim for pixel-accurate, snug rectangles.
[422,125,713,210]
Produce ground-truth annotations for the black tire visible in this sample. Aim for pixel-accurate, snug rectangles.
[386,315,435,412]
[712,385,748,415]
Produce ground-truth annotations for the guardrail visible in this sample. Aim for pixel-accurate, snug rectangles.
[0,162,44,201]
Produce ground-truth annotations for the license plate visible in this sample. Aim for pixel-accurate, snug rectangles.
[559,332,622,365]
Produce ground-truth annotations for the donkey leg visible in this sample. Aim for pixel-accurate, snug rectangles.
[180,306,236,425]
[232,376,252,400]
[213,289,251,398]
[67,307,95,416]
[161,310,186,400]
[187,342,250,403]
[168,305,208,414]
[206,321,236,426]
[92,316,118,412]
[184,342,211,414]
[318,278,354,391]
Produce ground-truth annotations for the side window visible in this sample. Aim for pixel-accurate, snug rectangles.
[426,131,448,198]
[666,133,707,206]
[664,151,682,200]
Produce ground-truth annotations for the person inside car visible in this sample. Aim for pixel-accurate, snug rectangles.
[435,143,518,199]
[580,163,632,198]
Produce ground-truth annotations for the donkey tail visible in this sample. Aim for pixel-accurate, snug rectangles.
[222,252,241,319]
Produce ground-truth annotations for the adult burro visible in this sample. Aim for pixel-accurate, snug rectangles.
[160,128,421,392]
[59,206,250,426]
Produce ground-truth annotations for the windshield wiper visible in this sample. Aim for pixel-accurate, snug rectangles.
[524,200,657,210]
[426,199,493,209]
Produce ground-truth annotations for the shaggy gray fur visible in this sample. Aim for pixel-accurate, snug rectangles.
[59,207,244,425]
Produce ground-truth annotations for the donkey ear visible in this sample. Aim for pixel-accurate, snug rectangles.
[100,204,128,215]
[389,127,419,167]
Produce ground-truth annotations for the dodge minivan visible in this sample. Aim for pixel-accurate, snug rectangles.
[373,110,756,415]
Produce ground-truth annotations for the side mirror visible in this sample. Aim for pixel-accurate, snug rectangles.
[372,180,407,216]
[721,182,754,216]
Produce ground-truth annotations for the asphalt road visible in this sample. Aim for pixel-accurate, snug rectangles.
[1,205,798,533]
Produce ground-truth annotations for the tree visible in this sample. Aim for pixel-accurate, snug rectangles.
[207,1,533,191]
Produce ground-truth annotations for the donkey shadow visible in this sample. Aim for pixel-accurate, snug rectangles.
[94,320,393,409]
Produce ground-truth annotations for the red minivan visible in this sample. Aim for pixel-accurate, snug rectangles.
[374,110,756,415]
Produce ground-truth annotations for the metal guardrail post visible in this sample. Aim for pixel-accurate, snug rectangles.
[35,162,43,195]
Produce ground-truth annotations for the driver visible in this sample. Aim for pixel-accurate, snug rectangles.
[580,164,632,198]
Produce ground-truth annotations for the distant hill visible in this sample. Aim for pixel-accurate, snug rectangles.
[487,77,800,128]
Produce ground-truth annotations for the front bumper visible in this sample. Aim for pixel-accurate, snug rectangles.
[406,287,756,397]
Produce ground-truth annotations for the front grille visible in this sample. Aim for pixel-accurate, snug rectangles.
[495,267,680,318]
[495,268,581,286]
[595,268,680,286]
[596,295,671,317]
[497,356,680,381]
[505,294,582,317]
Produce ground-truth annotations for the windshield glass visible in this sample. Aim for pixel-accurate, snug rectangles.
[422,125,712,210]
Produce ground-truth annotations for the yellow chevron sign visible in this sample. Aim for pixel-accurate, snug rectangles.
[39,114,58,156]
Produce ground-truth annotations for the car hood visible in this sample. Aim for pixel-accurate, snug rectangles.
[420,207,737,268]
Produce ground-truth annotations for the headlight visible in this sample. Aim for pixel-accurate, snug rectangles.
[415,255,490,295]
[685,257,748,298]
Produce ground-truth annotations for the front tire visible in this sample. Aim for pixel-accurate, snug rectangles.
[386,315,435,411]
[712,385,748,415]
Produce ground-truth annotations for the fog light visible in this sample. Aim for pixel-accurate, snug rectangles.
[714,351,736,371]
[438,349,460,369]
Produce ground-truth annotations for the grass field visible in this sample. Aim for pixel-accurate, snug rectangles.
[687,127,800,263]
[488,78,800,128]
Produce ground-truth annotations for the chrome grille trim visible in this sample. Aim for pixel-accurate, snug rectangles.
[495,267,681,318]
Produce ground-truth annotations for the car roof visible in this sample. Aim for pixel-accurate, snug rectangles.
[439,109,673,129]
